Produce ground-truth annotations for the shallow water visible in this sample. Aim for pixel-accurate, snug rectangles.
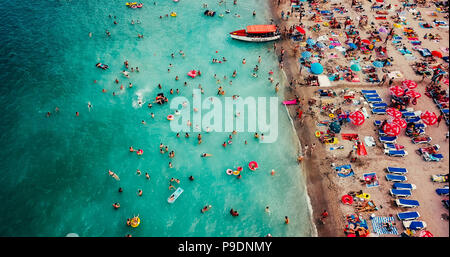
[0,0,315,237]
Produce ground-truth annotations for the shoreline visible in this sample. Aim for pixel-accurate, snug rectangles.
[268,0,340,237]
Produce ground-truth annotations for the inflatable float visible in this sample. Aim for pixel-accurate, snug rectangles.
[341,195,353,205]
[356,193,370,200]
[168,187,184,203]
[248,161,258,171]
[233,170,240,175]
[226,169,233,175]
[167,114,174,121]
[96,63,108,70]
[136,149,143,155]
[187,70,197,78]
[282,99,298,105]
[170,12,177,17]
[130,216,140,228]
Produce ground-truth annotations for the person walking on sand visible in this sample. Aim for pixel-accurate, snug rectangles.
[320,210,328,224]
[310,143,316,155]
[437,114,443,127]
[297,155,304,164]
[284,216,289,224]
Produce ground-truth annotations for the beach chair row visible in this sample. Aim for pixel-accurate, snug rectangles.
[361,90,389,115]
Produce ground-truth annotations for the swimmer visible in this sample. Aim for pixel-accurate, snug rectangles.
[120,84,124,90]
[258,56,261,63]
[242,58,246,64]
[201,205,212,213]
[222,142,227,147]
[187,120,192,127]
[176,132,180,137]
[136,67,139,72]
[164,146,169,152]
[46,112,51,117]
[141,120,146,125]
[118,187,123,193]
[151,113,154,118]
[271,169,275,176]
[232,70,237,77]
[108,170,120,181]
[129,146,135,152]
[185,132,189,138]
[113,203,120,209]
[245,140,247,144]
[136,169,141,175]
[88,32,92,37]
[237,174,241,179]
[175,76,179,81]
[126,219,131,226]
[265,206,270,213]
[122,70,129,78]
[145,173,150,180]
[201,153,212,157]
[254,132,259,138]
[76,112,79,116]
[169,162,173,168]
[129,82,133,88]
[176,89,179,94]
[285,216,289,224]
[189,175,194,181]
[138,189,143,196]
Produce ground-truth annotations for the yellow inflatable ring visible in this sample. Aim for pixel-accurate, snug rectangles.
[170,12,177,17]
[329,113,335,118]
[131,217,140,228]
[233,170,240,175]
[167,115,174,121]
[315,131,321,138]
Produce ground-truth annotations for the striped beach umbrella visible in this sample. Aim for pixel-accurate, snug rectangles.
[351,64,361,71]
[405,90,421,99]
[420,111,438,125]
[386,107,402,118]
[389,85,405,97]
[402,80,418,89]
[392,117,407,128]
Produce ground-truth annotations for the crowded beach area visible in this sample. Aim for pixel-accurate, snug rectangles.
[273,0,449,237]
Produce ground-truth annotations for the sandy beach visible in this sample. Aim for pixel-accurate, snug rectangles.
[270,0,449,237]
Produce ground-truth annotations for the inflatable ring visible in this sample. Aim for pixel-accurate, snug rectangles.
[130,217,140,228]
[233,170,240,175]
[226,169,233,175]
[167,115,174,121]
[237,166,243,172]
[329,113,335,118]
[341,195,353,205]
[170,12,177,17]
[356,193,370,200]
[315,131,321,138]
[187,70,197,78]
[136,149,143,155]
[248,161,258,171]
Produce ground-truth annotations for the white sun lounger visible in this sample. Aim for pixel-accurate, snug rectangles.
[393,183,416,190]
[386,174,407,182]
[386,167,408,175]
[397,211,420,221]
[396,199,420,208]
[402,220,427,230]
[390,189,412,197]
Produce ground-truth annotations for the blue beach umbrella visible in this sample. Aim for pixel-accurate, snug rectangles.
[307,38,315,45]
[372,61,384,68]
[310,62,323,74]
[350,64,361,71]
[302,51,312,59]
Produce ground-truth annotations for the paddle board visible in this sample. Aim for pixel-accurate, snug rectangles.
[168,187,184,204]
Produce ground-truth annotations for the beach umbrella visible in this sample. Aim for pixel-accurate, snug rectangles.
[307,38,316,45]
[402,80,418,89]
[350,64,361,72]
[419,230,434,237]
[420,111,438,125]
[310,62,323,74]
[296,26,306,34]
[431,51,443,58]
[361,39,371,45]
[389,85,405,97]
[329,121,341,133]
[316,42,325,48]
[392,117,407,128]
[373,61,384,68]
[386,107,402,118]
[405,90,421,99]
[382,122,401,136]
[302,51,312,59]
[349,111,365,126]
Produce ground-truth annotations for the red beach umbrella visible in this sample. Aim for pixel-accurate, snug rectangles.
[386,107,402,118]
[419,230,433,237]
[389,85,405,97]
[361,39,371,44]
[431,51,443,58]
[402,80,418,89]
[420,111,438,125]
[296,26,306,34]
[392,117,407,128]
[405,90,421,99]
[382,122,401,136]
[349,110,365,126]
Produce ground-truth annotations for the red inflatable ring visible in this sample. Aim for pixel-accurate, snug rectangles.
[341,195,353,205]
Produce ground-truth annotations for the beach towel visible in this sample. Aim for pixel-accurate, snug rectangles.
[371,216,398,235]
[335,164,354,177]
[341,133,359,141]
[363,172,380,188]
[419,22,433,29]
[364,136,376,147]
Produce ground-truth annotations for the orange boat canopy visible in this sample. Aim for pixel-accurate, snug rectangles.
[246,25,277,34]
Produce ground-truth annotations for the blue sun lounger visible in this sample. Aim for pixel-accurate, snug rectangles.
[397,211,420,221]
[372,108,387,115]
[384,149,408,157]
[370,103,388,109]
[386,174,407,182]
[436,187,449,196]
[393,183,416,190]
[379,136,397,143]
[401,112,417,118]
[384,143,398,149]
[396,199,420,208]
[390,189,412,197]
[405,116,421,123]
[365,97,383,103]
[386,167,408,174]
[361,90,377,94]
[403,220,427,230]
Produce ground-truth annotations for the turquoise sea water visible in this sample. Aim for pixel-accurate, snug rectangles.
[0,0,315,237]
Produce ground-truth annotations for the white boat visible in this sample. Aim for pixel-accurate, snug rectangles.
[230,25,280,42]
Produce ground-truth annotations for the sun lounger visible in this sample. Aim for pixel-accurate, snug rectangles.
[370,103,388,109]
[384,149,408,157]
[405,116,421,123]
[431,174,448,183]
[386,167,408,175]
[383,143,396,149]
[361,90,377,94]
[412,136,432,144]
[395,199,420,208]
[379,136,397,143]
[365,97,383,103]
[363,93,380,98]
[401,112,417,118]
[372,108,387,115]
[397,211,420,221]
[436,187,449,196]
[422,152,443,162]
[393,183,416,190]
[390,189,412,197]
[386,174,407,182]
[402,220,426,230]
